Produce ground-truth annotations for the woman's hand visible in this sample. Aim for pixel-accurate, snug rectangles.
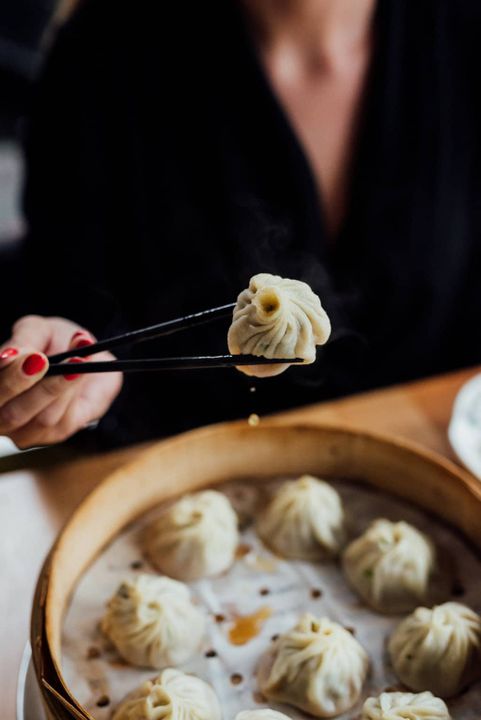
[0,315,123,449]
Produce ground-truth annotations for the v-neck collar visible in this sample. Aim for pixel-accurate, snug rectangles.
[232,0,386,262]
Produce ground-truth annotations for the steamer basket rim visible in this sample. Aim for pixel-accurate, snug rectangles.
[30,420,481,720]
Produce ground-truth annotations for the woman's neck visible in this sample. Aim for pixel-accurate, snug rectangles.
[241,0,376,71]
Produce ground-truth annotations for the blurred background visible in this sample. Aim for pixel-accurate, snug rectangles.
[0,0,73,456]
[0,0,75,254]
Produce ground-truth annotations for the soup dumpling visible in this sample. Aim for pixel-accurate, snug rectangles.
[388,601,481,698]
[361,691,451,720]
[112,668,221,720]
[257,475,345,560]
[101,574,205,668]
[235,712,293,720]
[342,519,444,613]
[228,273,331,377]
[145,490,239,581]
[258,613,369,717]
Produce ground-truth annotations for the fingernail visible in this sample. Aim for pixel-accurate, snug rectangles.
[73,338,94,350]
[22,353,47,376]
[65,356,83,381]
[0,347,19,360]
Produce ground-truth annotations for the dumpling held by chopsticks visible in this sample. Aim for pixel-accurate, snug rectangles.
[228,273,331,377]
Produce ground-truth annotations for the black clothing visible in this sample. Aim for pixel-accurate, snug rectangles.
[11,0,481,446]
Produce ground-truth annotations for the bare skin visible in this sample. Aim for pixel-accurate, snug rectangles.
[242,0,376,239]
[4,0,374,447]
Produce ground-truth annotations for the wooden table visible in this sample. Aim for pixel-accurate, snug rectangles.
[1,365,478,719]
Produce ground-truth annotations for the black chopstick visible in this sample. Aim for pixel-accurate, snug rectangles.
[46,355,303,376]
[48,303,236,363]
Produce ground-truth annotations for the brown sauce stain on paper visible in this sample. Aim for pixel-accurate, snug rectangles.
[235,543,252,559]
[228,606,272,645]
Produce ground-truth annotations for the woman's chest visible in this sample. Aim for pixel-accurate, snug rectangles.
[261,51,372,239]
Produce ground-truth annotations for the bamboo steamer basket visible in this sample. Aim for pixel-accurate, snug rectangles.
[31,421,481,719]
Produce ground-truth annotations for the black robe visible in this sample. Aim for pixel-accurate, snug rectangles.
[10,0,481,446]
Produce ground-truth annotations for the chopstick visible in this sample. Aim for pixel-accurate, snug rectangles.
[46,355,303,376]
[48,303,236,363]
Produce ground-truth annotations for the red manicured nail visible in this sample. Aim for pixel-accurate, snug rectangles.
[22,353,47,376]
[73,338,94,350]
[65,356,83,381]
[0,347,19,360]
[72,331,86,339]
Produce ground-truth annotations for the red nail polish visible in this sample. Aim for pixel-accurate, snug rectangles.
[72,331,85,339]
[65,356,83,381]
[73,338,94,349]
[0,347,19,360]
[22,353,47,376]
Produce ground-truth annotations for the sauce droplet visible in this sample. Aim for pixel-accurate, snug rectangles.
[228,606,272,645]
[248,413,260,427]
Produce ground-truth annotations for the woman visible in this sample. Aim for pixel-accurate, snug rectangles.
[2,0,481,448]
